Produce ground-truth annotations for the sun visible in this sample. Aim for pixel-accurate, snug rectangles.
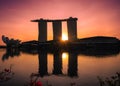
[62,34,68,41]
[62,52,69,59]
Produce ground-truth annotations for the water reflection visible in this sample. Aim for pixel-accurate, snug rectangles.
[68,53,78,77]
[79,48,120,57]
[2,47,120,61]
[1,48,120,78]
[53,51,62,75]
[38,51,78,78]
[38,51,48,77]
[2,48,20,61]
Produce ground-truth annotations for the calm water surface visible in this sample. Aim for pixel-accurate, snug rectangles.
[0,48,120,86]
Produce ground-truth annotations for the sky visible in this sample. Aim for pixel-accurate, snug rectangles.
[0,0,120,45]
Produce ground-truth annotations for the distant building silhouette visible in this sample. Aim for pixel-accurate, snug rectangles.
[2,35,21,47]
[53,21,62,41]
[67,17,78,41]
[38,19,47,42]
[31,17,78,42]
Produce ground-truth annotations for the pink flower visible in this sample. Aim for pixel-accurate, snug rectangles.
[35,81,42,86]
[4,69,10,72]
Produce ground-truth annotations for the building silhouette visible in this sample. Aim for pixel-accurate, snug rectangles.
[38,19,47,42]
[53,21,62,41]
[31,17,78,42]
[67,17,78,41]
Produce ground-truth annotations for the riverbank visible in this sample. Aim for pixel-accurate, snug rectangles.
[1,36,120,51]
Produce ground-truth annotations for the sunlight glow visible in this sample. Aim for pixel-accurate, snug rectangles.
[62,52,69,59]
[62,34,68,41]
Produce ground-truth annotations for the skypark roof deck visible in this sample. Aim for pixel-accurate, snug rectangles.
[31,17,78,22]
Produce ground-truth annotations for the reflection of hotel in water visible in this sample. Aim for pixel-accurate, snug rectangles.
[38,51,78,78]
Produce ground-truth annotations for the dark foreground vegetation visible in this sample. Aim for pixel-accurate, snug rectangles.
[98,72,120,86]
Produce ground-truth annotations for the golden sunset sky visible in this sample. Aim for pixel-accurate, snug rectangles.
[0,0,120,45]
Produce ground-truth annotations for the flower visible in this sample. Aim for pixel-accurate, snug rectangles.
[4,69,10,72]
[35,81,42,86]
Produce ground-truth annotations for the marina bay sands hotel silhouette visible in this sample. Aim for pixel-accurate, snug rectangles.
[32,17,78,42]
